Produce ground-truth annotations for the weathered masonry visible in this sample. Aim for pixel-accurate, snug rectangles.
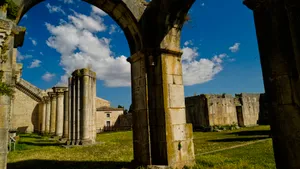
[185,93,269,129]
[0,0,196,168]
[3,0,300,169]
[68,68,96,145]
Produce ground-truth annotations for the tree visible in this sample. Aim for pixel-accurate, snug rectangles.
[128,104,133,113]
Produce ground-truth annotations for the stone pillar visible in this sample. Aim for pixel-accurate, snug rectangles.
[44,96,51,134]
[62,90,69,140]
[0,18,25,169]
[48,92,57,135]
[244,0,300,168]
[53,87,67,137]
[69,77,76,145]
[40,101,46,134]
[75,75,80,144]
[128,48,195,168]
[80,69,90,144]
[67,69,96,145]
[128,51,151,165]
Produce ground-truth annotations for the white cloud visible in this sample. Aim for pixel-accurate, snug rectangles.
[28,59,42,68]
[29,37,37,46]
[42,72,56,82]
[40,52,44,56]
[46,3,66,15]
[23,14,28,19]
[68,11,106,32]
[109,24,117,34]
[91,6,107,16]
[45,11,130,87]
[229,43,240,53]
[17,50,33,61]
[184,40,193,46]
[182,47,229,86]
[201,3,205,6]
[61,0,74,4]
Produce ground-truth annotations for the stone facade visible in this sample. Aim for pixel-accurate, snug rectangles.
[95,106,124,133]
[11,81,41,133]
[185,93,269,129]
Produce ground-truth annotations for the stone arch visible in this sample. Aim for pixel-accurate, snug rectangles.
[13,0,145,54]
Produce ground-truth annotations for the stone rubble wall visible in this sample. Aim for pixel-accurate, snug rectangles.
[185,93,269,128]
[206,94,238,126]
[185,95,209,128]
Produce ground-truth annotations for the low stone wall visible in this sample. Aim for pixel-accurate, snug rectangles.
[185,95,209,128]
[206,94,238,126]
[185,93,269,129]
[236,93,269,126]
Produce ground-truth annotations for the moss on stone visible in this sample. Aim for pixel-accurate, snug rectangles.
[0,0,19,20]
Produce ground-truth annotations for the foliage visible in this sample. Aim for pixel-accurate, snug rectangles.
[128,104,133,113]
[0,81,14,96]
[0,0,19,20]
[211,122,240,132]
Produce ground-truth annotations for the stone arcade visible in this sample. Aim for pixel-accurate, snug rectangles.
[2,0,300,169]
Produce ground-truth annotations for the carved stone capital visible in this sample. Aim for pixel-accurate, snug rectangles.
[243,0,270,11]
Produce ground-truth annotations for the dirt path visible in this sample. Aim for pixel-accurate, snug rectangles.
[196,138,271,156]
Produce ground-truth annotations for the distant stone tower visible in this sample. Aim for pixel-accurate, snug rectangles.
[68,68,96,145]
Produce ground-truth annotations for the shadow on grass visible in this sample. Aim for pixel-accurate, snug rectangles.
[18,141,64,147]
[208,136,270,142]
[229,130,271,136]
[18,135,43,139]
[8,160,131,169]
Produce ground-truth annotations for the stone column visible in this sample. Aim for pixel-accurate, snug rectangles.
[75,74,80,144]
[40,101,46,134]
[80,69,90,144]
[62,90,69,140]
[128,47,195,168]
[128,51,151,165]
[69,77,76,145]
[91,72,96,142]
[44,96,51,134]
[53,87,66,137]
[0,18,25,169]
[48,92,57,135]
[244,0,300,168]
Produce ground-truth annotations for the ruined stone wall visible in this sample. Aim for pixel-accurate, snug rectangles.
[12,87,39,133]
[206,94,238,126]
[186,93,269,129]
[185,94,238,127]
[185,95,209,128]
[236,93,268,126]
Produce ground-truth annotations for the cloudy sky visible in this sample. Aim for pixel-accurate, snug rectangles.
[17,0,264,109]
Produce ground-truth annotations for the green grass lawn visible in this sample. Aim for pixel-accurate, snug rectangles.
[7,125,275,169]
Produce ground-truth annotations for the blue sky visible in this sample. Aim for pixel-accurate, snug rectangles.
[16,0,264,109]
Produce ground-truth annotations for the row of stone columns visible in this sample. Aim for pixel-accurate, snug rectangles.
[67,68,96,145]
[39,87,68,138]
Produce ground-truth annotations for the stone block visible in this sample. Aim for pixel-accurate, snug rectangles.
[162,54,182,75]
[169,84,185,108]
[168,108,186,125]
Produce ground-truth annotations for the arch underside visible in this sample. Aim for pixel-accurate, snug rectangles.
[13,0,145,54]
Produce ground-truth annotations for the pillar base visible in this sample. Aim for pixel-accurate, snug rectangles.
[79,139,94,145]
